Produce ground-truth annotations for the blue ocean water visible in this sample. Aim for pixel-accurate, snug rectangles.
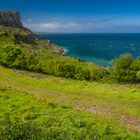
[39,33,140,66]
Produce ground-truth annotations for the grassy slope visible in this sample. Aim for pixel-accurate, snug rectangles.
[0,26,107,82]
[0,66,140,139]
[0,26,62,54]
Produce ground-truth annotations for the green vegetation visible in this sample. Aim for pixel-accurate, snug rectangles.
[137,71,140,79]
[1,44,140,83]
[0,27,140,83]
[0,14,140,139]
[0,66,140,139]
[0,26,61,53]
[111,54,140,83]
[0,46,39,71]
[0,45,107,81]
[0,26,108,81]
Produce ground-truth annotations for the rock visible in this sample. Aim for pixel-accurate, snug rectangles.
[0,11,23,28]
[0,11,35,34]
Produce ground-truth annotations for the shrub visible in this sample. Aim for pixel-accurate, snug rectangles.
[0,46,41,71]
[0,45,108,82]
[110,54,140,83]
[0,46,28,69]
[136,71,140,80]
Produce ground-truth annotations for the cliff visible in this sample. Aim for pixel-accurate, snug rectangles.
[0,11,64,55]
[0,11,23,28]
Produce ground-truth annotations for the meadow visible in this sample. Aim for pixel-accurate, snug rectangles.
[0,66,140,139]
[0,23,140,139]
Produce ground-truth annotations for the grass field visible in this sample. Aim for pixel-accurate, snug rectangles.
[0,65,140,139]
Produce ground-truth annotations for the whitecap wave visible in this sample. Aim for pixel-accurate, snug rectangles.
[62,49,69,55]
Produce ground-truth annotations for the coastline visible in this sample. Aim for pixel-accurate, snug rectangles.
[61,48,69,55]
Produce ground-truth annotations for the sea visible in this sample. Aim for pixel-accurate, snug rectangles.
[39,33,140,66]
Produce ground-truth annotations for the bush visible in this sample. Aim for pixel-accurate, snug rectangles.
[136,71,140,80]
[0,46,41,72]
[0,46,108,82]
[110,54,140,83]
[0,46,29,69]
[36,52,108,81]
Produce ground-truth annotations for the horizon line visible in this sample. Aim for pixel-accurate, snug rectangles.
[35,32,140,34]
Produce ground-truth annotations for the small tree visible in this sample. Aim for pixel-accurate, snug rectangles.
[110,54,140,83]
[111,54,132,82]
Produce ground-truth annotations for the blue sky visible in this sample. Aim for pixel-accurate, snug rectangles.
[0,0,140,33]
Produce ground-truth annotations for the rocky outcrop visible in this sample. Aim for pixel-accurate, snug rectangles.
[0,11,64,55]
[0,11,23,28]
[0,11,38,42]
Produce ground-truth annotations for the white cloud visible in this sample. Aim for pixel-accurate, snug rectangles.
[40,21,79,29]
[40,22,59,29]
[24,21,80,32]
[26,19,32,22]
[23,16,140,33]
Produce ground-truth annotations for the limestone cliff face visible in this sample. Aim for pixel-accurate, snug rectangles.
[0,11,23,28]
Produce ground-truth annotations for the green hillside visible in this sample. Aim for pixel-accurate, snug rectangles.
[0,26,109,82]
[0,12,140,139]
[0,26,63,54]
[0,66,140,139]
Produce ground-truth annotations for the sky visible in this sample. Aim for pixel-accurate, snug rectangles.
[0,0,140,33]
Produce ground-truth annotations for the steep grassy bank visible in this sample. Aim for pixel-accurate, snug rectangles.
[0,66,140,139]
